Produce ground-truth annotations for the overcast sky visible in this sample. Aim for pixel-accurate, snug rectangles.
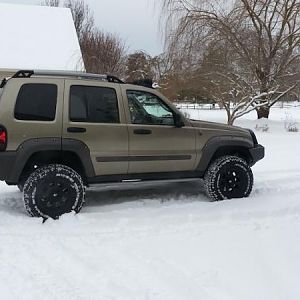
[0,0,164,55]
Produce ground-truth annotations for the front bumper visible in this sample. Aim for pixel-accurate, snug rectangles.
[249,144,265,166]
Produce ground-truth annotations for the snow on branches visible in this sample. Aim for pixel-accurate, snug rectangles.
[225,87,295,125]
[208,71,296,124]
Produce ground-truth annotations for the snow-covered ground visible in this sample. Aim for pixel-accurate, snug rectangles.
[0,107,300,300]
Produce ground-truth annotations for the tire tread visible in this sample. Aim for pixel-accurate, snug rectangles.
[23,164,85,219]
[204,155,253,201]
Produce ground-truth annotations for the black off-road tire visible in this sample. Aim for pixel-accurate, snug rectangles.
[17,184,24,192]
[18,171,33,192]
[204,155,253,201]
[23,164,85,219]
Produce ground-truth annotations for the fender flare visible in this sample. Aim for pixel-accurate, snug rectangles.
[7,138,95,183]
[196,136,254,173]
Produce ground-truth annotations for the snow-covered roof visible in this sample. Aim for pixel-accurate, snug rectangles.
[0,3,84,71]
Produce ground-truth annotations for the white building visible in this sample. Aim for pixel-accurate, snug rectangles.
[0,3,84,79]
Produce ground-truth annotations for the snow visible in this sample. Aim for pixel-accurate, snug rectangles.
[0,3,83,71]
[1,106,300,299]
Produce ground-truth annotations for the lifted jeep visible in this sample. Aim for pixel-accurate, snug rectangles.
[0,70,264,219]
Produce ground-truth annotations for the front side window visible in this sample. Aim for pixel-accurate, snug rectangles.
[15,84,57,121]
[127,90,174,126]
[70,85,119,123]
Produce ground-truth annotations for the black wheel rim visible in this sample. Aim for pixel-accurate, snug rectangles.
[218,166,249,199]
[35,175,77,218]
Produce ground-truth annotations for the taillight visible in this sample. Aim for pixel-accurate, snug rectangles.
[0,126,7,151]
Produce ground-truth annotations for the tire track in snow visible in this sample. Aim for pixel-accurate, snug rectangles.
[23,237,101,300]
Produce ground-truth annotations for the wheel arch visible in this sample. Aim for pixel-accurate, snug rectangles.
[8,138,95,184]
[197,136,254,174]
[20,150,87,182]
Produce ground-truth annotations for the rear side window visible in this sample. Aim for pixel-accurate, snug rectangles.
[69,85,119,123]
[15,84,57,121]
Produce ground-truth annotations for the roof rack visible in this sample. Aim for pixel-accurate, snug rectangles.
[2,70,157,89]
[11,70,124,84]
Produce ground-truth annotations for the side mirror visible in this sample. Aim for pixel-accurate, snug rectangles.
[174,113,185,128]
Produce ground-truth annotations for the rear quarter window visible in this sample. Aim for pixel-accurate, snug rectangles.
[14,83,57,121]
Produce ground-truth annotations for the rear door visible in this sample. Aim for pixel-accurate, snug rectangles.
[62,80,129,176]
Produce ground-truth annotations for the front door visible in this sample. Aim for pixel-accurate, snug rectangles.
[123,88,196,174]
[63,80,129,176]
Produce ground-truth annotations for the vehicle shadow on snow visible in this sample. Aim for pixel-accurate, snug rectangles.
[0,180,208,217]
[84,179,208,211]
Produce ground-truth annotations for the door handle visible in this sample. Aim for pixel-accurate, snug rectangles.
[67,127,86,133]
[134,129,152,135]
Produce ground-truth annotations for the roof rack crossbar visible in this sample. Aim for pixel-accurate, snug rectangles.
[12,70,34,78]
[107,75,124,84]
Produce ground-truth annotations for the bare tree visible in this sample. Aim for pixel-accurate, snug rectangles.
[205,71,294,125]
[81,30,127,76]
[64,0,94,40]
[162,0,300,119]
[195,37,294,124]
[150,52,174,89]
[41,0,60,6]
[125,51,154,82]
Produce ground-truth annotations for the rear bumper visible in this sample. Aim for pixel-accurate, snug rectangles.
[249,144,265,166]
[0,151,18,183]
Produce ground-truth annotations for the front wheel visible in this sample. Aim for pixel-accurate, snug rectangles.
[23,164,85,219]
[204,155,253,201]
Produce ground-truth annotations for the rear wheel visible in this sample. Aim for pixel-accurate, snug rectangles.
[17,184,24,192]
[204,155,253,201]
[18,170,33,192]
[23,164,85,219]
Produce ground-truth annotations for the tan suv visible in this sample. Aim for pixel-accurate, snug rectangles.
[0,70,264,219]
